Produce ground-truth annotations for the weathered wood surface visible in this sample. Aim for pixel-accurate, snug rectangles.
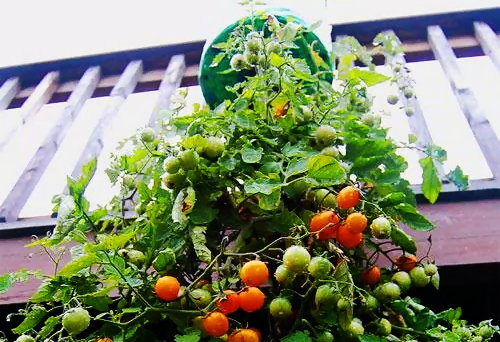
[428,25,500,179]
[70,61,143,181]
[0,78,19,110]
[2,199,500,304]
[149,55,186,127]
[383,30,446,182]
[0,68,101,223]
[0,72,59,151]
[474,22,500,70]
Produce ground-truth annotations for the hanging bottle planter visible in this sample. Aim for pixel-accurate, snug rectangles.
[198,8,334,109]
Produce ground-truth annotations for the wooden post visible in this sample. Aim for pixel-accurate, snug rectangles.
[0,68,100,223]
[0,78,19,110]
[428,25,500,179]
[382,31,447,182]
[474,22,500,71]
[0,72,59,151]
[149,55,185,128]
[70,61,143,181]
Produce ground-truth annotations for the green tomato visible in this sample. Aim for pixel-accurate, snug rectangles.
[244,50,261,65]
[315,285,338,307]
[163,172,186,189]
[377,318,392,336]
[246,38,263,53]
[387,94,399,105]
[337,297,350,312]
[478,326,494,339]
[266,40,282,55]
[349,320,364,336]
[321,146,339,158]
[205,137,225,159]
[410,266,431,288]
[120,249,145,267]
[283,246,311,273]
[317,331,334,342]
[375,282,401,303]
[164,157,181,173]
[275,265,295,285]
[230,53,247,71]
[308,257,332,279]
[403,87,414,98]
[405,107,415,117]
[15,336,35,342]
[392,271,411,292]
[364,295,379,311]
[313,188,337,209]
[370,216,392,239]
[361,113,382,127]
[269,297,292,320]
[140,127,155,142]
[62,308,91,335]
[424,263,438,276]
[455,326,472,340]
[315,125,336,147]
[179,150,199,171]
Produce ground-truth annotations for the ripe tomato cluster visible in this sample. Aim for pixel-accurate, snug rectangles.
[153,260,271,339]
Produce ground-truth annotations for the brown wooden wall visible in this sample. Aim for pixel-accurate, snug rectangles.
[2,199,500,305]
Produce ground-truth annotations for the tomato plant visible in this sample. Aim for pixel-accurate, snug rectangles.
[0,1,494,342]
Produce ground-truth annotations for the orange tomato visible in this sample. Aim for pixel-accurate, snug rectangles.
[216,290,240,315]
[309,211,341,240]
[154,276,180,301]
[337,223,363,249]
[240,260,269,287]
[238,287,265,312]
[337,186,360,210]
[203,312,229,337]
[346,212,368,233]
[360,266,381,286]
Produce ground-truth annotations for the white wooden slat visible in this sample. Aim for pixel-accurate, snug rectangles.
[0,78,19,110]
[474,22,500,71]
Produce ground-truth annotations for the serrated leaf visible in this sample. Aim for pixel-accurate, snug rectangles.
[30,281,56,303]
[395,203,434,231]
[349,68,391,86]
[442,331,460,342]
[419,156,441,204]
[391,227,417,254]
[58,253,101,277]
[189,226,211,263]
[0,273,16,295]
[39,316,60,340]
[333,260,353,298]
[437,307,461,323]
[241,145,263,163]
[446,166,469,191]
[244,178,284,195]
[12,305,47,334]
[307,155,346,184]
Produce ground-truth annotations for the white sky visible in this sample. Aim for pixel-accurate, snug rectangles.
[0,1,499,218]
[0,0,497,68]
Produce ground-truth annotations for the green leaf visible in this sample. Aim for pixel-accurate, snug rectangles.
[333,260,353,298]
[68,158,97,201]
[153,249,176,272]
[446,166,469,191]
[391,227,417,254]
[30,281,56,303]
[442,331,461,342]
[349,68,391,86]
[307,155,346,184]
[241,145,263,163]
[58,253,101,277]
[210,53,225,67]
[270,52,286,68]
[408,133,417,144]
[395,203,434,231]
[258,190,281,211]
[190,199,218,225]
[39,316,60,340]
[259,209,304,233]
[0,273,16,295]
[12,305,47,334]
[283,142,316,158]
[281,331,312,342]
[181,135,208,150]
[437,307,462,324]
[419,156,442,204]
[212,42,227,50]
[285,158,310,178]
[244,178,284,195]
[189,226,211,263]
[218,153,238,171]
[377,192,406,207]
[431,272,440,290]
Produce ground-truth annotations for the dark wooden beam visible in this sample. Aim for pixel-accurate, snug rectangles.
[474,21,500,70]
[0,68,101,223]
[0,78,19,110]
[428,25,500,180]
[70,61,142,181]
